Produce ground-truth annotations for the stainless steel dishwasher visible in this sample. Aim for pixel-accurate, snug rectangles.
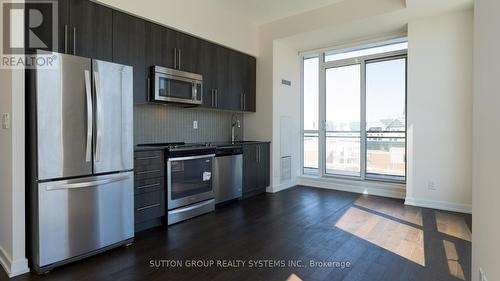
[214,146,243,204]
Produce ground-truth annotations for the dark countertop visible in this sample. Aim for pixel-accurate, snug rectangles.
[134,141,270,152]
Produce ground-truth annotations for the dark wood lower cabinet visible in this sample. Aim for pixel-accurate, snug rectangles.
[243,143,270,198]
[134,150,166,232]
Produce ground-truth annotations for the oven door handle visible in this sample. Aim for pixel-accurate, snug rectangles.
[168,154,215,162]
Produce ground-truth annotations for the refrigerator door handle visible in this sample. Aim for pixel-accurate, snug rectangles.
[45,174,131,191]
[84,70,93,162]
[93,71,103,162]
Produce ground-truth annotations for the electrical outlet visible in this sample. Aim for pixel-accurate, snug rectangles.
[428,181,436,190]
[193,120,198,129]
[2,113,10,129]
[479,268,487,281]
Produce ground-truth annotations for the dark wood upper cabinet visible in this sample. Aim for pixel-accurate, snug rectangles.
[23,0,68,53]
[243,56,257,112]
[228,50,244,111]
[25,0,256,110]
[215,46,230,110]
[112,11,147,103]
[69,0,112,61]
[176,32,200,73]
[198,40,217,108]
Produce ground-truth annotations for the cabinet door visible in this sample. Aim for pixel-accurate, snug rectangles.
[198,41,217,108]
[243,56,257,112]
[257,143,270,189]
[163,27,177,69]
[112,11,147,103]
[243,144,258,194]
[145,22,167,68]
[228,50,244,111]
[176,32,200,73]
[69,0,112,60]
[215,45,230,109]
[24,0,69,53]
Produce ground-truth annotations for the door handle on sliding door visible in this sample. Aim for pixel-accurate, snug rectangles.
[84,70,93,162]
[93,71,103,162]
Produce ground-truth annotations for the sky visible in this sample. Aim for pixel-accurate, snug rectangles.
[303,48,406,132]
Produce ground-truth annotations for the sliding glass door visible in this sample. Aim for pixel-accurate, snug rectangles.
[303,57,319,175]
[302,40,407,182]
[325,64,361,176]
[365,58,406,180]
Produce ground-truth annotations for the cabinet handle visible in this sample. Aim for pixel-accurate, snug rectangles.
[135,169,161,175]
[174,48,177,69]
[147,77,150,100]
[240,93,244,110]
[135,155,160,160]
[64,25,68,53]
[258,146,261,163]
[136,183,160,190]
[215,89,219,108]
[73,27,76,55]
[137,203,161,211]
[256,146,259,162]
[244,93,246,111]
[178,48,181,69]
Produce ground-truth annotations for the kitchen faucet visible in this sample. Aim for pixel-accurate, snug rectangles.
[231,115,241,144]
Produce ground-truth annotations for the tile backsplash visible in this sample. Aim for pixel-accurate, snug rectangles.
[134,104,244,144]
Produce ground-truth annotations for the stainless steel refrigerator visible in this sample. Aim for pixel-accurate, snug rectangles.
[28,52,134,273]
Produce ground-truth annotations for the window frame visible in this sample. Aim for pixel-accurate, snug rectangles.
[301,44,407,184]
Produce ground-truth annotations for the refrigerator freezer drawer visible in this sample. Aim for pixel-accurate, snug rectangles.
[37,172,134,267]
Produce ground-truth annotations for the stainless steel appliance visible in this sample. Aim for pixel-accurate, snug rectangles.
[214,146,243,204]
[151,66,203,105]
[134,142,218,225]
[161,143,216,225]
[28,52,134,273]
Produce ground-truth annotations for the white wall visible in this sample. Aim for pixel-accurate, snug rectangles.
[270,41,301,191]
[0,68,14,276]
[472,0,500,280]
[0,68,28,277]
[0,8,29,276]
[95,0,258,56]
[405,9,473,213]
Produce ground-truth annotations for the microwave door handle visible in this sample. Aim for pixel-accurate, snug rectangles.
[84,70,92,162]
[93,71,103,162]
[192,82,196,101]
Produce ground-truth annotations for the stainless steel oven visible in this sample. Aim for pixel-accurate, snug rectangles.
[167,153,215,224]
[152,66,203,105]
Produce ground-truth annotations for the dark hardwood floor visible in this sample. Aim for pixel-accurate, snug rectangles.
[1,186,471,281]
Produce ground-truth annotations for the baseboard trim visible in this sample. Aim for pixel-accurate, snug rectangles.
[0,246,11,277]
[405,197,472,214]
[297,176,406,199]
[0,246,29,278]
[269,181,297,193]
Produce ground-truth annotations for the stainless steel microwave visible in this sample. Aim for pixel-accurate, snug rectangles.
[151,66,203,105]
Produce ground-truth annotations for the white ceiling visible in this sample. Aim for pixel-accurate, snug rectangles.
[213,0,348,25]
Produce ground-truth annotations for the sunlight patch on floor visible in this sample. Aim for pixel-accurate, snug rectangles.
[286,273,303,281]
[443,240,465,280]
[435,212,472,242]
[355,195,423,226]
[335,207,425,266]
